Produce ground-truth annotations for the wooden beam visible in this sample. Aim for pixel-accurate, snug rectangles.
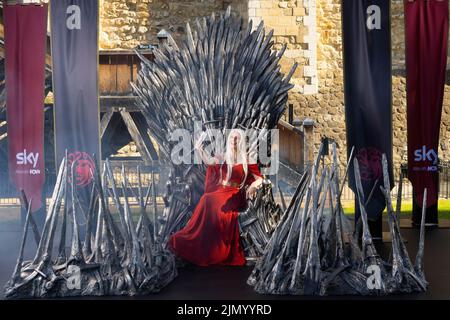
[119,109,157,165]
[100,96,138,112]
[99,50,154,56]
[101,112,124,158]
[0,118,7,142]
[130,112,158,160]
[100,110,114,138]
[278,119,303,134]
[0,118,6,136]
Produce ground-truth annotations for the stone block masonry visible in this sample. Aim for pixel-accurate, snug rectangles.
[247,0,318,95]
[99,0,248,50]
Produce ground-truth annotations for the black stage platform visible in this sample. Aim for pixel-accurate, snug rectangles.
[1,223,450,300]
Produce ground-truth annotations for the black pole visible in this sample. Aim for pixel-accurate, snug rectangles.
[288,104,293,125]
[412,186,438,227]
[355,199,383,240]
[19,188,46,230]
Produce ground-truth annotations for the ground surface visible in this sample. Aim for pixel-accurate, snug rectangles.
[1,206,450,300]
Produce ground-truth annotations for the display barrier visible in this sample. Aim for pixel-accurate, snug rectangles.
[1,163,450,206]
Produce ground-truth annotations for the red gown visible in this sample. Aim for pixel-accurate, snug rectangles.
[169,163,262,266]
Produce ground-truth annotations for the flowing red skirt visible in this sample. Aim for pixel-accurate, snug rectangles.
[168,163,261,266]
[169,185,246,266]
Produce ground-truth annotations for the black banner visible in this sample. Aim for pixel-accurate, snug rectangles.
[51,0,100,205]
[342,1,393,220]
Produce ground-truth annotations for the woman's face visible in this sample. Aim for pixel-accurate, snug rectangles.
[228,131,240,150]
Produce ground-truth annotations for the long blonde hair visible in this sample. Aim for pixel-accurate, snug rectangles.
[220,129,248,189]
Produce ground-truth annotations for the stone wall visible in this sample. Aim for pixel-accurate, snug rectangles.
[290,0,345,165]
[99,0,318,95]
[248,0,318,94]
[99,0,248,50]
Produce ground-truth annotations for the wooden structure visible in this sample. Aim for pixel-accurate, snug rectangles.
[276,117,314,188]
[278,120,304,172]
[98,50,159,163]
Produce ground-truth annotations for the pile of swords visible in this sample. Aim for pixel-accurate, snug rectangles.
[239,177,284,260]
[3,157,193,298]
[248,142,428,295]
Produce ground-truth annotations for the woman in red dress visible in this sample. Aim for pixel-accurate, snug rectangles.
[169,129,263,266]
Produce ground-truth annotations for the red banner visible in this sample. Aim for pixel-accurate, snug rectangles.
[4,4,47,212]
[405,0,448,208]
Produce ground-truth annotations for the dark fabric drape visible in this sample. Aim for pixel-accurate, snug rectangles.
[342,0,393,220]
[51,0,100,207]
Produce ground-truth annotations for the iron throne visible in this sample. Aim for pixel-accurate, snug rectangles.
[132,6,297,259]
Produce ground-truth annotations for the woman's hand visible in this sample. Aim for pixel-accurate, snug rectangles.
[246,185,257,199]
[194,131,218,165]
[194,131,207,150]
[246,178,263,199]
